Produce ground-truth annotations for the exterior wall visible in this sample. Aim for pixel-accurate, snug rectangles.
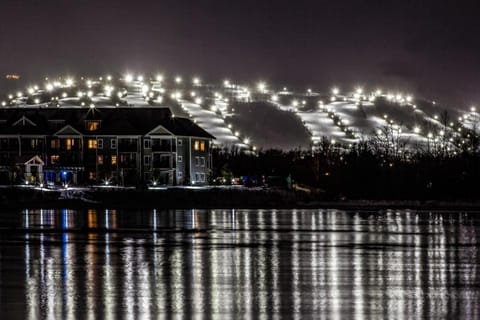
[0,133,212,186]
[189,138,210,185]
[95,136,118,184]
[149,137,176,185]
[117,136,141,186]
[176,137,188,185]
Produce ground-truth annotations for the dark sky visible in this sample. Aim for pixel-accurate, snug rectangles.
[1,0,480,107]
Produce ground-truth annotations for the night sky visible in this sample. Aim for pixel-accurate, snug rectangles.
[1,0,480,107]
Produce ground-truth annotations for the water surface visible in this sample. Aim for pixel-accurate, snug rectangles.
[0,208,479,319]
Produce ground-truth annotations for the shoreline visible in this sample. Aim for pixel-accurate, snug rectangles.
[1,186,480,211]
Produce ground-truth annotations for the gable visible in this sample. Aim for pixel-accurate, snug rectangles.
[12,115,36,127]
[54,125,82,136]
[146,125,174,136]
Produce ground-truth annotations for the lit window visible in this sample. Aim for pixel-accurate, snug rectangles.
[50,139,59,149]
[111,155,117,165]
[86,121,100,131]
[111,139,117,149]
[200,141,205,151]
[97,139,103,149]
[50,155,59,164]
[31,139,39,148]
[65,138,74,150]
[194,140,199,151]
[88,139,97,149]
[97,155,103,165]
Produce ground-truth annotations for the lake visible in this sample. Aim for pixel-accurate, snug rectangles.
[0,208,479,319]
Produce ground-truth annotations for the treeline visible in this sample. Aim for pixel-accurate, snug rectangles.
[212,134,480,200]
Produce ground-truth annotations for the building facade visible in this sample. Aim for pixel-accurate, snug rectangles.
[0,107,214,186]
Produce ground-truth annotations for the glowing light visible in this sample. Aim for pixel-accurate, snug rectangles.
[16,92,22,98]
[46,83,54,91]
[156,74,164,82]
[106,75,112,81]
[414,127,421,134]
[257,82,266,92]
[62,92,67,98]
[89,104,95,109]
[194,97,203,104]
[406,95,412,102]
[27,87,35,95]
[175,76,182,84]
[244,138,250,144]
[66,78,74,86]
[332,87,339,95]
[137,75,144,82]
[193,77,200,85]
[356,88,363,94]
[271,95,278,102]
[224,80,230,87]
[471,106,476,112]
[125,74,133,83]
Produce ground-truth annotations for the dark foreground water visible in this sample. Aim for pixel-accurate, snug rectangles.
[0,209,480,319]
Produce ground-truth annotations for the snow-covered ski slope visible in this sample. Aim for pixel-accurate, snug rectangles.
[2,75,477,151]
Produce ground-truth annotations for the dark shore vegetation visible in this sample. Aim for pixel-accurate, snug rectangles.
[212,130,480,201]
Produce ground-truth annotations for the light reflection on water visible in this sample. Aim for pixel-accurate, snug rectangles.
[0,209,479,318]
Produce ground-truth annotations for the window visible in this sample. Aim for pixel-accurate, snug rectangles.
[200,141,205,151]
[144,155,151,166]
[50,139,59,149]
[65,138,74,150]
[111,139,117,149]
[144,139,151,149]
[50,155,59,164]
[88,139,97,149]
[200,157,205,167]
[88,172,96,180]
[178,139,183,146]
[177,171,183,178]
[86,121,100,131]
[30,139,39,149]
[195,156,200,166]
[200,173,206,182]
[97,139,103,149]
[111,155,117,165]
[97,155,104,165]
[194,140,199,151]
[178,155,183,162]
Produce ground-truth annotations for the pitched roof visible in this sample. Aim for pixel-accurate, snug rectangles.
[0,106,215,139]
